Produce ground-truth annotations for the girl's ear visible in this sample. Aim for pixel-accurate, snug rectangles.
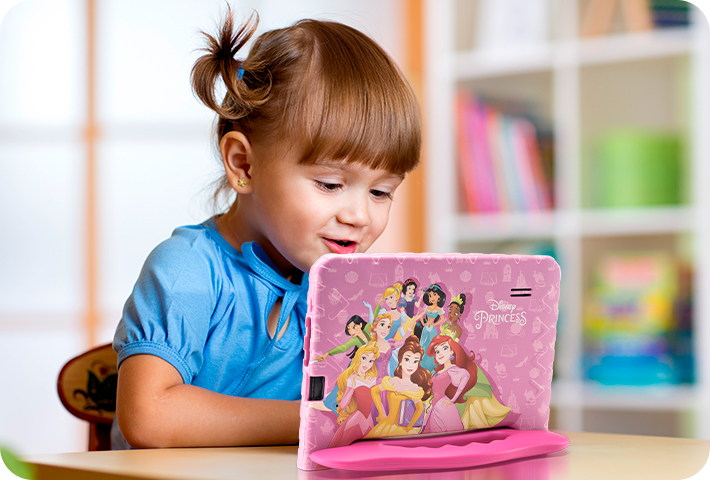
[220,131,254,194]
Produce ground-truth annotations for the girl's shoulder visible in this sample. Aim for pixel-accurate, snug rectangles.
[380,376,397,391]
[144,218,249,286]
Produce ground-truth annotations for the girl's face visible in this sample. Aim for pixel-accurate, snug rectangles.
[374,318,392,340]
[405,284,416,297]
[434,341,452,365]
[385,293,397,309]
[401,351,422,376]
[247,147,404,276]
[428,291,440,306]
[358,353,376,375]
[448,303,461,323]
[347,321,363,336]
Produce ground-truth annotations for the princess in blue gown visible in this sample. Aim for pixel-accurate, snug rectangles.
[409,284,446,372]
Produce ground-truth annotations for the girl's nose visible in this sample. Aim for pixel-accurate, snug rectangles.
[337,193,371,228]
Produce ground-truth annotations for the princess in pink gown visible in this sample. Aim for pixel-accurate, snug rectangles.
[420,335,479,434]
[328,342,379,448]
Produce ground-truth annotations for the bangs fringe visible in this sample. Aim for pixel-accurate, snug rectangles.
[284,21,421,175]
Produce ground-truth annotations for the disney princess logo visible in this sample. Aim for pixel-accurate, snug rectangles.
[474,299,527,330]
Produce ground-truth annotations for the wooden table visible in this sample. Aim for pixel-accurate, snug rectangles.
[23,431,710,480]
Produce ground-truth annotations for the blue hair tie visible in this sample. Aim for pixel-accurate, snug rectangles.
[237,68,244,80]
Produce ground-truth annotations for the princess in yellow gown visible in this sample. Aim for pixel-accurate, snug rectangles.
[366,336,433,438]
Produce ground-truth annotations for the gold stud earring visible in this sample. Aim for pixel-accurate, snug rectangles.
[237,178,247,187]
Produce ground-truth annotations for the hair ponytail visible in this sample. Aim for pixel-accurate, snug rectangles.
[191,8,268,122]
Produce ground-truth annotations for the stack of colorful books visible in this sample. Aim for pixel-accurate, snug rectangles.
[583,252,692,385]
[456,92,554,213]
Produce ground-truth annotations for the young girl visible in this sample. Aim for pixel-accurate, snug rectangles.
[112,9,420,449]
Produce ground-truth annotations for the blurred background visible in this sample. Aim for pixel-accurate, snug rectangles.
[0,0,709,455]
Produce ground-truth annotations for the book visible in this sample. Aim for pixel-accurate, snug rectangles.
[472,101,499,211]
[456,92,478,212]
[456,91,554,213]
[455,94,555,214]
[651,0,691,27]
[584,252,684,385]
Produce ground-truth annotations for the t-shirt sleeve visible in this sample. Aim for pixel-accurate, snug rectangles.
[113,238,214,384]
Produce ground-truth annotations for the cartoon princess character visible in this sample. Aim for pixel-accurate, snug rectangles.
[364,283,410,341]
[369,313,399,380]
[397,279,421,338]
[366,336,432,438]
[315,315,369,362]
[420,335,477,434]
[328,343,380,448]
[440,294,466,342]
[409,284,447,372]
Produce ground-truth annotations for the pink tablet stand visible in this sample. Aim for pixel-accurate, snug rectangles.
[309,428,569,472]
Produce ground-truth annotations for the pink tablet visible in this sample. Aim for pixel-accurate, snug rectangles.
[298,253,566,471]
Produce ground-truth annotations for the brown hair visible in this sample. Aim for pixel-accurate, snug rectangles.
[191,8,421,208]
[428,335,478,403]
[394,336,432,401]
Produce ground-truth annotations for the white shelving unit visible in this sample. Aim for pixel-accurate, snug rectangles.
[424,0,710,438]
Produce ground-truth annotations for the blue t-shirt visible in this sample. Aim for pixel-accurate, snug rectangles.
[112,218,308,447]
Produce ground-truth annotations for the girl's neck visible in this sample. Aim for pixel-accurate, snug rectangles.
[217,202,300,282]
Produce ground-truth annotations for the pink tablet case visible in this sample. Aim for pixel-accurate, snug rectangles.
[298,253,566,471]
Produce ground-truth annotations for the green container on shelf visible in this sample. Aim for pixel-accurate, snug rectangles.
[596,130,681,208]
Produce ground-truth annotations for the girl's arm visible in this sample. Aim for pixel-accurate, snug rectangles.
[316,337,359,360]
[450,369,471,403]
[117,354,300,448]
[370,384,385,422]
[338,378,356,412]
[396,311,409,338]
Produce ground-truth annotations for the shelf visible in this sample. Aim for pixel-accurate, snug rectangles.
[454,44,554,80]
[551,381,699,412]
[453,28,692,81]
[454,206,694,243]
[579,206,695,237]
[426,0,710,438]
[577,27,693,67]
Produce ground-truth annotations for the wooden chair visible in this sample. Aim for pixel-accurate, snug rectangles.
[57,343,117,451]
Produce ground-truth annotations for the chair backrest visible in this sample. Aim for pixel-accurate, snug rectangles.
[57,343,117,451]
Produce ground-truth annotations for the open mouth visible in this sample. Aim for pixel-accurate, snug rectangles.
[324,238,358,254]
[332,239,354,247]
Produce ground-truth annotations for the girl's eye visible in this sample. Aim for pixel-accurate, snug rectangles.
[370,189,393,200]
[316,181,342,192]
